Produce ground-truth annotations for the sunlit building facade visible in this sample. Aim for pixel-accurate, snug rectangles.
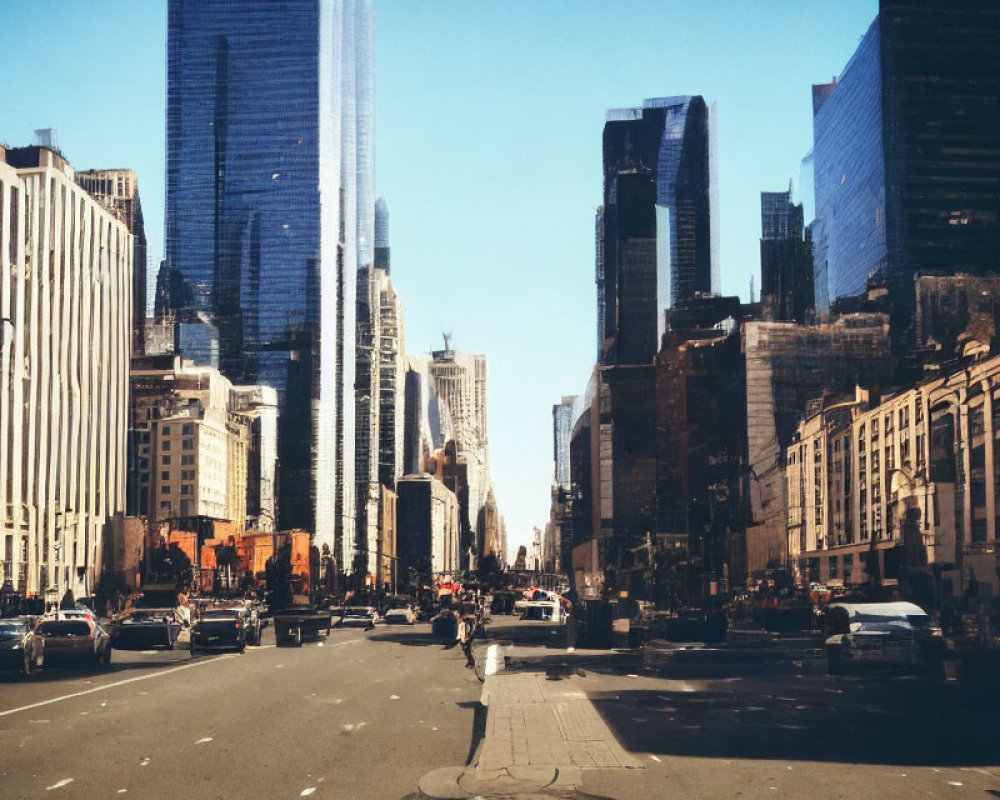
[0,146,132,597]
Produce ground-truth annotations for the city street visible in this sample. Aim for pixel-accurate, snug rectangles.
[0,624,482,799]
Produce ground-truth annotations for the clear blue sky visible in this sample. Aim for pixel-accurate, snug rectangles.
[1,0,876,559]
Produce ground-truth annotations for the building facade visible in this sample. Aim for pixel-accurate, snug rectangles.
[742,315,892,575]
[787,351,1000,599]
[75,168,147,355]
[760,187,813,323]
[396,473,460,582]
[0,146,132,597]
[129,357,276,543]
[163,0,375,568]
[599,96,718,366]
[811,3,1000,353]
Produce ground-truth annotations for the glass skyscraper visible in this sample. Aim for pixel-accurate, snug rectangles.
[811,1,1000,354]
[165,0,375,559]
[599,96,717,366]
[811,19,886,313]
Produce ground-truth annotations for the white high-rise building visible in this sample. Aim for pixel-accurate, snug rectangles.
[0,146,132,597]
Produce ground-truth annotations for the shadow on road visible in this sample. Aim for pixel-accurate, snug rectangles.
[591,675,1000,767]
[369,630,457,650]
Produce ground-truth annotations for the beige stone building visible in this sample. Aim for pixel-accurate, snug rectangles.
[0,146,132,596]
[787,353,1000,597]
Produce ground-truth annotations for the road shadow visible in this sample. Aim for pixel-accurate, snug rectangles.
[487,620,568,649]
[591,674,1000,767]
[369,630,457,649]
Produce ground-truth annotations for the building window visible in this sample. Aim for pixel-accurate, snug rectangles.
[161,455,171,465]
[828,557,838,578]
[162,440,171,451]
[182,439,194,451]
[181,469,195,481]
[181,454,194,466]
[181,485,193,496]
[161,471,169,481]
[183,423,194,435]
[162,486,171,495]
[162,425,171,436]
[160,502,170,511]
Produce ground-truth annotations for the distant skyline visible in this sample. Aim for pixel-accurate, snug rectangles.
[0,0,878,557]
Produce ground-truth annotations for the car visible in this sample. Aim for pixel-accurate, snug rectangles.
[383,607,416,625]
[0,618,44,676]
[335,607,377,630]
[824,601,945,675]
[191,608,248,655]
[33,618,112,668]
[110,585,182,650]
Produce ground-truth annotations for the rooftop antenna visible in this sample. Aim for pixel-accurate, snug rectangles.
[442,331,452,351]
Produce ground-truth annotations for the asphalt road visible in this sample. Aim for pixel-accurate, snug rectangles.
[0,623,483,800]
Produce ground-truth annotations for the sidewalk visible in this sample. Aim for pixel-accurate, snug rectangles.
[419,628,645,798]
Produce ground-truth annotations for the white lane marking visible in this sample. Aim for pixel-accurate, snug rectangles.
[46,778,73,790]
[195,737,213,745]
[0,636,359,719]
[0,655,241,718]
[649,755,661,762]
[117,790,127,794]
[390,695,400,700]
[139,758,150,767]
[301,789,316,797]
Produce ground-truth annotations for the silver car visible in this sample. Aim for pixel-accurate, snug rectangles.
[824,601,944,675]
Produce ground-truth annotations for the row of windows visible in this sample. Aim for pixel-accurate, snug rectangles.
[160,439,195,452]
[160,485,194,496]
[161,423,196,436]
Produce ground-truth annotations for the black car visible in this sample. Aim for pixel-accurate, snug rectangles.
[111,585,182,650]
[191,608,247,655]
[33,618,112,668]
[0,618,44,676]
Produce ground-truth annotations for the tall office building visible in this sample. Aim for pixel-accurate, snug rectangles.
[599,96,718,366]
[552,396,578,489]
[811,2,1000,352]
[0,146,132,596]
[76,169,148,354]
[164,0,375,562]
[760,186,814,323]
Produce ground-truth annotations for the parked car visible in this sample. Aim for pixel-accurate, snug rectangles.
[191,607,248,655]
[111,585,182,650]
[0,618,44,676]
[384,606,417,625]
[336,607,377,630]
[33,618,112,668]
[824,601,945,675]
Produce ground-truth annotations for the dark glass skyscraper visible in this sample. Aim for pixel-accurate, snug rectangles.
[599,97,717,366]
[760,187,814,323]
[812,1,1000,352]
[165,0,375,558]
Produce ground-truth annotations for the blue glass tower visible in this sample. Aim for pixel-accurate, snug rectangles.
[811,1,1000,358]
[165,0,375,558]
[811,19,886,313]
